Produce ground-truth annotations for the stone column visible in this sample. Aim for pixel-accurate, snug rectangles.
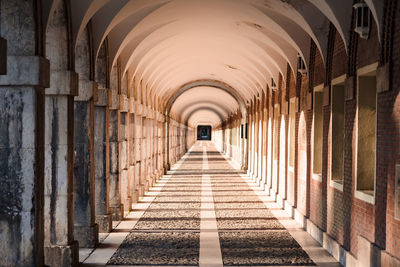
[157,114,163,177]
[109,89,123,220]
[165,116,170,170]
[257,98,263,183]
[93,86,112,233]
[134,104,144,198]
[73,79,98,248]
[129,98,137,202]
[0,56,49,266]
[44,70,80,265]
[142,109,149,191]
[119,94,131,214]
[247,103,253,175]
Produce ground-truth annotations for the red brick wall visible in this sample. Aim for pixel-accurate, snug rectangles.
[332,30,347,79]
[314,48,325,87]
[381,1,400,259]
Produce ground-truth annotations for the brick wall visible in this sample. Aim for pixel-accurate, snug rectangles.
[381,1,400,259]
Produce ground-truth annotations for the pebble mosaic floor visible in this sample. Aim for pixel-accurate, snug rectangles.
[101,142,338,266]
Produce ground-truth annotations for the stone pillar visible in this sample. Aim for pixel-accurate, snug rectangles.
[257,98,263,183]
[165,116,170,170]
[119,94,131,214]
[149,109,157,184]
[134,104,144,197]
[44,70,79,266]
[0,56,49,266]
[129,98,137,202]
[73,78,98,248]
[247,102,253,175]
[109,89,123,220]
[157,114,163,177]
[141,109,149,191]
[93,86,112,233]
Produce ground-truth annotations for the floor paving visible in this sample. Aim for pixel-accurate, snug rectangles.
[81,141,340,267]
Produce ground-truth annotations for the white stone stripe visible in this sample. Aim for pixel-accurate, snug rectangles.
[199,145,223,267]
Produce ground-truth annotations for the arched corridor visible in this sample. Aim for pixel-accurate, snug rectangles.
[1,0,400,266]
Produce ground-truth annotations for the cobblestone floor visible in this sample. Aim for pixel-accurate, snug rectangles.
[84,142,339,267]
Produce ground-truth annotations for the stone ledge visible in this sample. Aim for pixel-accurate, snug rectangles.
[47,70,78,96]
[0,56,49,87]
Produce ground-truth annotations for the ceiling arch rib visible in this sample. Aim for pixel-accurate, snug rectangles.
[67,0,384,127]
[251,0,331,63]
[169,86,239,123]
[131,32,284,96]
[71,0,112,47]
[185,107,225,127]
[179,102,232,124]
[90,0,171,57]
[187,109,224,128]
[165,80,247,119]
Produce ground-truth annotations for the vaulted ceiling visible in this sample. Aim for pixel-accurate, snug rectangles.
[44,0,383,127]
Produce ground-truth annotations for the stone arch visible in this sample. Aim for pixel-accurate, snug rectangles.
[165,79,247,120]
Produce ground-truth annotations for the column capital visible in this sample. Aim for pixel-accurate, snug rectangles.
[75,79,96,102]
[135,103,143,115]
[94,87,109,106]
[108,89,119,110]
[129,98,136,114]
[119,94,129,113]
[46,70,79,96]
[0,56,50,87]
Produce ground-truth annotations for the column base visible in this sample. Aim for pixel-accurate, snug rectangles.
[44,241,79,267]
[132,190,140,203]
[124,196,132,213]
[144,181,150,192]
[95,214,112,233]
[136,184,145,198]
[110,205,124,221]
[74,225,99,248]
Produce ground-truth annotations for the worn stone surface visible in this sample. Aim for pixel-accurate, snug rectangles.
[75,225,99,248]
[0,87,38,266]
[0,1,36,56]
[44,96,70,247]
[95,214,112,233]
[94,106,108,215]
[44,241,79,267]
[73,101,91,224]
